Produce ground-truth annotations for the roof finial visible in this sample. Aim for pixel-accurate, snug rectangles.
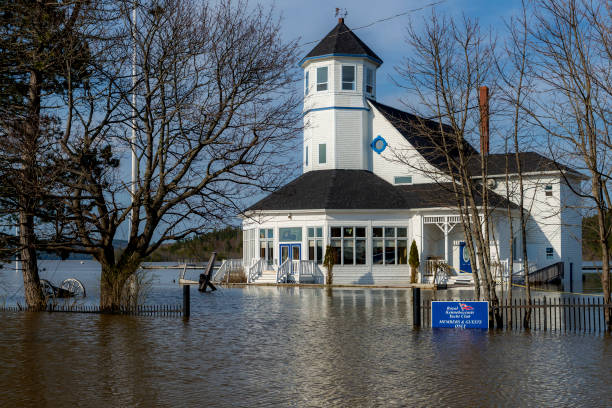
[335,8,347,23]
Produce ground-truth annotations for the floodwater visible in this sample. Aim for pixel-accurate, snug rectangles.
[1,261,612,407]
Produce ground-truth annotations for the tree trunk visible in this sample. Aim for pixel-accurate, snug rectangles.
[19,206,44,310]
[19,68,44,310]
[596,207,611,331]
[98,253,141,311]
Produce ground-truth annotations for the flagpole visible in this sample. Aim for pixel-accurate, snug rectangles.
[130,5,137,235]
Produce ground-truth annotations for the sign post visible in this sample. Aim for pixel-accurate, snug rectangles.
[431,301,489,329]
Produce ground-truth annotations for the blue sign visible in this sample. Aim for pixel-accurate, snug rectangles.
[431,301,489,329]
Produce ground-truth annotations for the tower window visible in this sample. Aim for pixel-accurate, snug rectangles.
[319,144,326,164]
[546,247,554,260]
[365,68,374,94]
[305,71,309,95]
[305,145,309,166]
[342,65,355,90]
[317,67,328,91]
[545,185,553,197]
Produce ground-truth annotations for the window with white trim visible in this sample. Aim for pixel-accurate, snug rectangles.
[259,228,274,265]
[365,68,374,95]
[316,66,328,91]
[330,226,366,265]
[319,144,326,164]
[372,227,408,265]
[305,71,309,95]
[305,145,309,167]
[308,227,323,265]
[546,247,554,260]
[341,65,355,90]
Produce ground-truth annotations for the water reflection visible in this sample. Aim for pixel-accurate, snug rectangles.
[1,267,612,406]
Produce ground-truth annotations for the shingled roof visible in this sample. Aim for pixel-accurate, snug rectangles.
[246,170,517,212]
[467,152,584,177]
[301,19,383,65]
[368,99,478,172]
[368,99,583,179]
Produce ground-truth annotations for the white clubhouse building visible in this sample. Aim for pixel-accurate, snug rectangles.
[240,19,585,289]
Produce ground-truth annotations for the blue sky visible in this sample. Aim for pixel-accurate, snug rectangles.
[267,0,522,109]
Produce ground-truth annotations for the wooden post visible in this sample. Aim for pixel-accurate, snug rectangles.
[199,252,218,292]
[183,284,190,318]
[413,287,421,328]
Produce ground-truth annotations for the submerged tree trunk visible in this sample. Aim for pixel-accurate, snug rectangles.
[19,205,44,309]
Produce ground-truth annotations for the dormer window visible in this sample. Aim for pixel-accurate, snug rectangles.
[316,67,328,91]
[342,65,355,90]
[365,68,374,95]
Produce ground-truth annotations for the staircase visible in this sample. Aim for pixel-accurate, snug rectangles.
[513,262,564,285]
[252,269,278,284]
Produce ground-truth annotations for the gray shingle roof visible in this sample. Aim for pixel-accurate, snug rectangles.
[302,20,383,65]
[246,170,517,212]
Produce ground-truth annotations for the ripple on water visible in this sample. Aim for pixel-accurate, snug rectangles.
[0,283,611,407]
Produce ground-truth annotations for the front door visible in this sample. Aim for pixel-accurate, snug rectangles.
[459,242,472,274]
[280,244,301,272]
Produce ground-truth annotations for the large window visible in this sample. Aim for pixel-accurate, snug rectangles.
[279,227,302,242]
[259,228,274,265]
[330,226,366,265]
[308,227,323,264]
[365,68,373,95]
[317,66,328,91]
[372,227,408,265]
[342,65,355,90]
[319,144,326,164]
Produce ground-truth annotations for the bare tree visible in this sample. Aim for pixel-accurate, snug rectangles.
[53,0,301,310]
[495,1,536,328]
[396,13,505,326]
[0,0,90,309]
[520,0,611,329]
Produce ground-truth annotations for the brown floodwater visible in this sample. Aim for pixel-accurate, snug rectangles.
[1,262,612,407]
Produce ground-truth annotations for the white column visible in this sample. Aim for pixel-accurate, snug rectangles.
[444,216,449,264]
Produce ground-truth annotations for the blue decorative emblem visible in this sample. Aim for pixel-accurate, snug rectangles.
[371,135,387,154]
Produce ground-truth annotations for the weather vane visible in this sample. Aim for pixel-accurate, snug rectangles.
[335,8,348,19]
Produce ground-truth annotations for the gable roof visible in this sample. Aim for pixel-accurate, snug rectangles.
[368,99,583,179]
[367,99,478,172]
[245,170,518,212]
[301,19,383,66]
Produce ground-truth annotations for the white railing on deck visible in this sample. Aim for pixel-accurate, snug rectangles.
[277,259,291,283]
[212,259,243,282]
[247,258,264,283]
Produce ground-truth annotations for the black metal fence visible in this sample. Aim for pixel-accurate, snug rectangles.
[0,303,183,317]
[419,296,612,333]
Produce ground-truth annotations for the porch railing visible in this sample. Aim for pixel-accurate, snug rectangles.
[212,259,243,282]
[247,258,264,283]
[277,259,291,283]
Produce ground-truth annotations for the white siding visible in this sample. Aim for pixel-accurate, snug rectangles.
[369,102,447,185]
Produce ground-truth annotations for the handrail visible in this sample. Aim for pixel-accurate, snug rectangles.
[277,259,291,283]
[247,258,264,283]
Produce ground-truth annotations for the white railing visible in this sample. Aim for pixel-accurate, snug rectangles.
[277,259,291,283]
[212,259,243,282]
[247,258,264,283]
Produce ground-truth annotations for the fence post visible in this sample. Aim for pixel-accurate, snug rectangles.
[413,287,421,328]
[183,284,190,319]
